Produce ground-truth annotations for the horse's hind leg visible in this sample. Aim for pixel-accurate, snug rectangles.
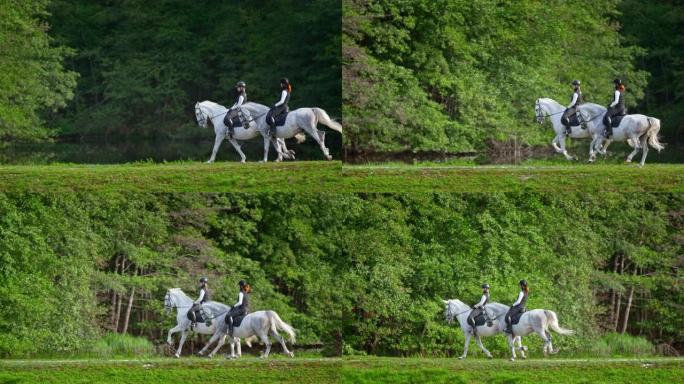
[537,329,552,357]
[638,134,649,167]
[515,336,527,359]
[626,143,640,163]
[270,329,293,357]
[257,331,272,358]
[208,333,227,358]
[227,138,246,163]
[459,332,471,360]
[199,331,221,356]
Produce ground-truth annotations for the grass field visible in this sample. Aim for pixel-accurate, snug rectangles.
[0,161,682,192]
[1,357,682,383]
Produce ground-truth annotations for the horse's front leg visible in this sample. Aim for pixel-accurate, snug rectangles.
[261,135,270,163]
[236,337,242,357]
[175,330,189,358]
[207,132,225,163]
[558,135,574,160]
[475,335,492,358]
[459,331,471,360]
[508,334,517,361]
[167,324,182,353]
[227,138,246,163]
[551,135,563,153]
[588,136,597,162]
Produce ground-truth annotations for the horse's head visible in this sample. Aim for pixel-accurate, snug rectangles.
[164,289,178,313]
[443,299,468,325]
[195,102,208,128]
[535,98,545,124]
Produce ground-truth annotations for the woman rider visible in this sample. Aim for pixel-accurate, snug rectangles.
[224,81,247,135]
[190,276,210,326]
[504,280,529,335]
[467,283,490,336]
[226,280,251,337]
[561,80,583,135]
[265,78,291,137]
[603,79,626,138]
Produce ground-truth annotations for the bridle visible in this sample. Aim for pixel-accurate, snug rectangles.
[535,99,564,124]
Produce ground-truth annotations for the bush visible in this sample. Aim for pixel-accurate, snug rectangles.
[91,333,156,358]
[581,333,655,357]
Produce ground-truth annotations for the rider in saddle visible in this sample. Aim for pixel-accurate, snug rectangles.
[225,81,247,136]
[467,283,491,336]
[504,280,529,335]
[603,79,626,139]
[266,78,291,138]
[226,280,251,337]
[561,80,583,135]
[190,276,211,327]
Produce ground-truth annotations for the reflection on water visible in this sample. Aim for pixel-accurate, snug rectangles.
[0,137,342,165]
[343,142,683,164]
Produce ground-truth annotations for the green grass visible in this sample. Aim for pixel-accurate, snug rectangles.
[0,357,682,384]
[0,161,682,192]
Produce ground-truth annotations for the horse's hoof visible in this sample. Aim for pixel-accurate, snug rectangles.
[522,346,528,352]
[288,150,295,156]
[240,160,246,163]
[174,353,180,359]
[458,356,465,360]
[206,161,213,164]
[510,358,515,362]
[288,352,295,358]
[326,155,333,161]
[521,355,527,360]
[487,355,493,359]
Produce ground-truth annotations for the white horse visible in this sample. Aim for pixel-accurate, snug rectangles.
[198,310,296,359]
[194,101,296,163]
[164,288,243,358]
[496,307,574,361]
[576,103,664,166]
[239,102,343,162]
[443,299,525,359]
[534,98,604,161]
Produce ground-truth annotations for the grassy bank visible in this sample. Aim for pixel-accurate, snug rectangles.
[0,162,682,192]
[1,357,682,384]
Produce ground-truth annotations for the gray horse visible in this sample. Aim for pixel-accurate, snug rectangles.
[198,310,296,359]
[496,307,574,361]
[164,288,243,358]
[443,299,526,359]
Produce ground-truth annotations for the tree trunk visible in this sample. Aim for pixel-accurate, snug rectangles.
[109,255,121,328]
[609,255,619,326]
[122,286,136,334]
[114,257,126,332]
[613,255,625,332]
[620,266,638,334]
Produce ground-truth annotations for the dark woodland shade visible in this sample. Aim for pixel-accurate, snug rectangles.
[0,0,341,143]
[0,193,681,357]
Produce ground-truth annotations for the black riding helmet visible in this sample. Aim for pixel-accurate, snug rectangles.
[280,77,289,87]
[519,279,528,287]
[199,276,208,283]
[236,81,246,88]
[238,280,247,287]
[613,78,622,86]
[482,283,490,290]
[572,80,581,86]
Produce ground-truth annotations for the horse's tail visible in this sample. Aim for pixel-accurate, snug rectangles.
[312,108,342,133]
[294,133,307,144]
[544,310,574,335]
[646,117,664,152]
[269,311,296,344]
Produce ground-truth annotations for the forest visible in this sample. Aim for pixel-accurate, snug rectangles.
[0,0,341,157]
[0,193,681,357]
[343,0,684,157]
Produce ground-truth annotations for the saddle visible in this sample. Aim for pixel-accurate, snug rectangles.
[273,111,289,127]
[609,114,626,128]
[470,311,493,327]
[509,310,525,326]
[223,114,245,128]
[232,313,246,328]
[187,309,206,323]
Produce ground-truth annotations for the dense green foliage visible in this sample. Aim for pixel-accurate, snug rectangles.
[0,0,341,158]
[621,0,684,144]
[0,193,681,357]
[343,0,667,156]
[0,0,77,140]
